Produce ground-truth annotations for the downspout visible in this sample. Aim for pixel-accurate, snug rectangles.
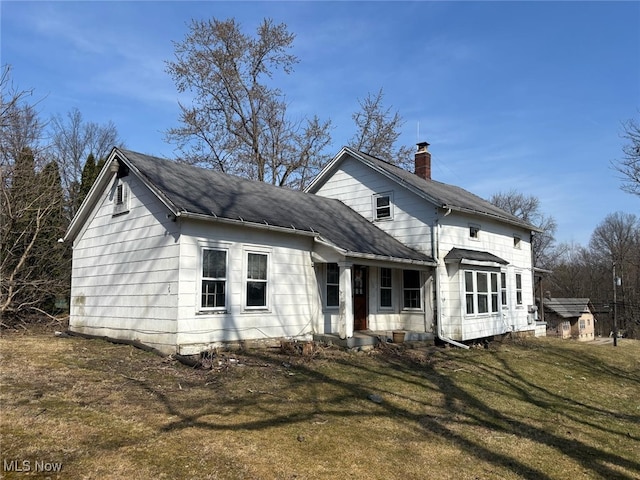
[433,209,469,349]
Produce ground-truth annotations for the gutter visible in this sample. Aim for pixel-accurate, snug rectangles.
[313,237,435,267]
[432,212,469,349]
[178,211,319,237]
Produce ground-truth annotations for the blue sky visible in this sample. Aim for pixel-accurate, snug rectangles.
[2,1,639,246]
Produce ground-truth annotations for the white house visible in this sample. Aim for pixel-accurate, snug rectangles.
[64,144,539,355]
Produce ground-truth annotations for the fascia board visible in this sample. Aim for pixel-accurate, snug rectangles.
[304,146,350,193]
[63,147,120,243]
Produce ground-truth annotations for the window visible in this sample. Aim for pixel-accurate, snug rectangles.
[513,235,521,249]
[403,270,421,309]
[326,263,339,308]
[500,272,508,308]
[579,319,586,330]
[515,273,523,306]
[373,193,392,220]
[469,225,480,239]
[246,253,268,308]
[464,270,500,315]
[201,249,227,310]
[380,268,392,308]
[113,181,129,216]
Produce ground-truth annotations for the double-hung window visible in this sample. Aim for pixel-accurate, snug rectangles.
[500,272,508,308]
[515,273,523,306]
[373,193,392,220]
[201,249,227,310]
[380,268,392,308]
[403,270,421,309]
[465,270,499,315]
[246,253,268,308]
[326,263,339,308]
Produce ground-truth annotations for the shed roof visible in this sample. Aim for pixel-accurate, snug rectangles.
[444,247,509,266]
[115,149,434,265]
[543,298,591,318]
[308,147,540,232]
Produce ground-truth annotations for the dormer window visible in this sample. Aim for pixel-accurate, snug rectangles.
[373,192,393,221]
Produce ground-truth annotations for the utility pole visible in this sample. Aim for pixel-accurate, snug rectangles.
[613,262,619,347]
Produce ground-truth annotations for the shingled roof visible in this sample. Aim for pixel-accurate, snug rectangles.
[115,149,433,265]
[544,298,591,318]
[309,147,539,232]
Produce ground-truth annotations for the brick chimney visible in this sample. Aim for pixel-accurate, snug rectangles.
[414,141,431,180]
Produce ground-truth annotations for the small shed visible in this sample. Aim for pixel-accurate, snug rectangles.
[544,297,595,341]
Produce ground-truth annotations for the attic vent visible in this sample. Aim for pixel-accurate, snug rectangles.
[113,180,130,216]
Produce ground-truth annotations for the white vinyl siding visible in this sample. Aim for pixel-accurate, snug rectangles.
[69,174,179,353]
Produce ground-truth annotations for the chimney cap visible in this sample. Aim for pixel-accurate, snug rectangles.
[416,141,430,150]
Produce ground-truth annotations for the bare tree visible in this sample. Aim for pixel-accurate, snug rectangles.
[489,189,558,268]
[588,212,640,337]
[49,107,121,217]
[349,88,412,169]
[165,17,332,188]
[613,114,640,196]
[0,67,69,321]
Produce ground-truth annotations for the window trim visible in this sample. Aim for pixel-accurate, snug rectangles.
[199,247,229,313]
[326,263,340,309]
[513,235,521,249]
[469,223,480,240]
[515,272,523,306]
[402,269,422,310]
[373,192,393,221]
[244,250,270,311]
[464,269,501,317]
[379,267,393,309]
[500,271,508,309]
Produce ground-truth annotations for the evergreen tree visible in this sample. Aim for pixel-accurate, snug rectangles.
[78,153,97,207]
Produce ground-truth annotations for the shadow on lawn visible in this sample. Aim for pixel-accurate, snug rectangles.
[128,343,640,480]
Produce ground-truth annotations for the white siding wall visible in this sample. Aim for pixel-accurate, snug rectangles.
[69,174,180,353]
[176,221,319,354]
[438,213,535,340]
[314,155,536,342]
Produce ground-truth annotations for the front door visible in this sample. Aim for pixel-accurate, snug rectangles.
[353,265,367,331]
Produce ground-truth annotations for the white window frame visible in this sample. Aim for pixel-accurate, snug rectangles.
[464,269,500,317]
[326,263,340,309]
[199,247,229,313]
[373,192,393,221]
[469,224,480,240]
[244,250,270,310]
[402,269,422,310]
[515,272,523,306]
[500,271,508,309]
[379,267,393,309]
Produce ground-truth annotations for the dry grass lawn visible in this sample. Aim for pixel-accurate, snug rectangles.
[1,327,639,479]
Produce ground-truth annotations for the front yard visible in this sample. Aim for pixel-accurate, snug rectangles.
[1,327,639,479]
